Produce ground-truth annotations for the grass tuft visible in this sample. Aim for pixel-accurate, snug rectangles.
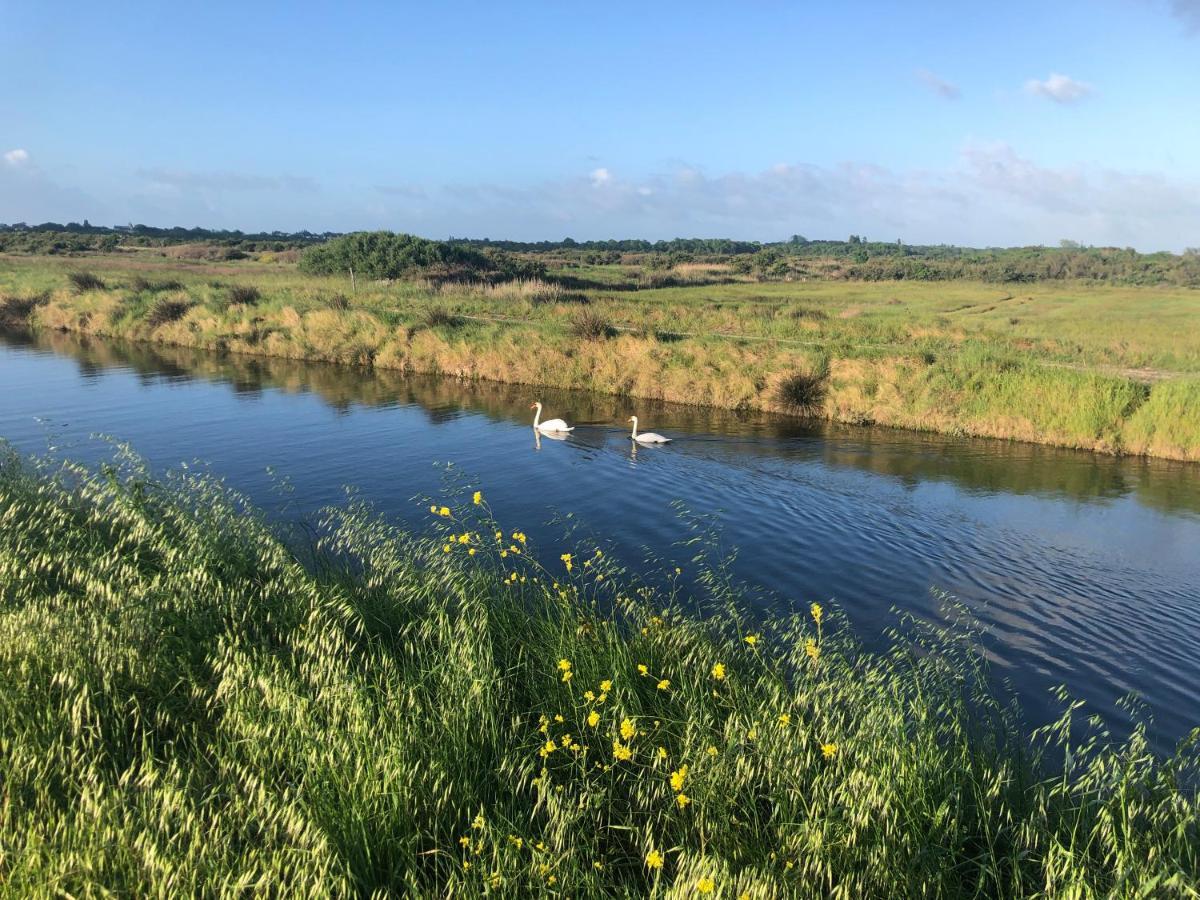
[424,306,463,329]
[571,309,616,340]
[775,368,829,415]
[145,297,195,327]
[68,271,105,292]
[227,284,261,306]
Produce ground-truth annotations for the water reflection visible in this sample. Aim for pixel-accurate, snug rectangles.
[5,327,1198,518]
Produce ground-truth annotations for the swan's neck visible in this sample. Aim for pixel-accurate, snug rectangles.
[533,405,541,428]
[630,418,638,439]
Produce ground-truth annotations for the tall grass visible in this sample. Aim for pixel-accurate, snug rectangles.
[0,448,1196,896]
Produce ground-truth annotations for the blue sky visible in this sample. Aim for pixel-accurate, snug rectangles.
[2,0,1199,248]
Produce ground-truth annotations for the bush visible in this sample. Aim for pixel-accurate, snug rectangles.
[68,271,105,292]
[571,310,615,340]
[328,293,351,311]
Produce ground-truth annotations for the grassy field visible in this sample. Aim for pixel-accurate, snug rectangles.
[2,251,1199,460]
[1,447,1197,896]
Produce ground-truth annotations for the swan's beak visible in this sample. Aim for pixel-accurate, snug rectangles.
[529,404,536,409]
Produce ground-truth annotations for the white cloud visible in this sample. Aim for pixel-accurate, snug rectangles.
[1024,72,1094,104]
[589,167,612,187]
[915,69,960,100]
[3,148,30,167]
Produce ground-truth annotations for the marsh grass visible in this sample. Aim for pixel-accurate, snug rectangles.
[0,449,1196,896]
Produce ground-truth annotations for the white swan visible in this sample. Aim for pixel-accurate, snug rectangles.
[531,402,573,433]
[629,416,671,443]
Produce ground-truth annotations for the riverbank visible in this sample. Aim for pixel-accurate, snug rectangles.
[3,253,1199,461]
[1,448,1197,895]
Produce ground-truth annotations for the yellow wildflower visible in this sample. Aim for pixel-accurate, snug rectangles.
[670,765,688,792]
[500,550,508,559]
[539,740,556,757]
[468,548,476,556]
[507,834,523,849]
[561,552,573,572]
[811,602,823,624]
[645,849,664,869]
[747,727,758,740]
[457,532,470,544]
[822,742,838,759]
[561,670,573,682]
[637,664,649,677]
[657,746,668,760]
[473,490,482,505]
[805,638,820,661]
[429,504,438,513]
[711,662,726,680]
[472,814,485,830]
[459,836,470,847]
[778,713,791,727]
[676,792,691,808]
[554,714,564,723]
[438,506,451,518]
[462,860,471,870]
[587,710,600,727]
[443,544,451,553]
[620,718,637,740]
[560,734,572,748]
[599,679,613,692]
[612,740,633,761]
[744,634,759,647]
[584,689,595,702]
[697,876,715,894]
[706,745,718,757]
[656,679,670,691]
[558,659,572,672]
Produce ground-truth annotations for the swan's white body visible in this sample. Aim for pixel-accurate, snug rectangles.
[629,416,671,443]
[531,402,573,433]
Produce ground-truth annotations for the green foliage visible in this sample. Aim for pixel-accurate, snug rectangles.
[300,231,543,282]
[0,451,1197,895]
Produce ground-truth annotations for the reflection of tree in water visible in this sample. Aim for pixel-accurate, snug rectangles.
[4,326,1199,517]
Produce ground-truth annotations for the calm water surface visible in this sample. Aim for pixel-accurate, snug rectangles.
[2,329,1199,751]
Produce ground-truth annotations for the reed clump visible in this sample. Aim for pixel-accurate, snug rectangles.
[0,449,1196,896]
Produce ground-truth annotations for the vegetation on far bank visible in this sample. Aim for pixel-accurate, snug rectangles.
[5,222,1200,287]
[2,251,1199,461]
[0,448,1197,896]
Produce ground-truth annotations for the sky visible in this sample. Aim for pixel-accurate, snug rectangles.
[2,0,1199,249]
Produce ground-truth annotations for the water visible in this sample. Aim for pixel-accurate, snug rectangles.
[3,328,1199,751]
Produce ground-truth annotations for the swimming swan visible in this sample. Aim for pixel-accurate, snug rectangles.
[531,402,573,433]
[629,416,671,443]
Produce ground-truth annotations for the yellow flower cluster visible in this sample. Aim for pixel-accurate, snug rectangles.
[711,662,726,680]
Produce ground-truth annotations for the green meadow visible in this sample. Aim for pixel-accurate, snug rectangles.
[2,250,1199,460]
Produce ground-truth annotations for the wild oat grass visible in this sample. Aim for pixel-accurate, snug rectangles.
[0,448,1197,896]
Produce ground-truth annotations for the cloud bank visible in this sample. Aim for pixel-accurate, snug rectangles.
[3,146,1198,251]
